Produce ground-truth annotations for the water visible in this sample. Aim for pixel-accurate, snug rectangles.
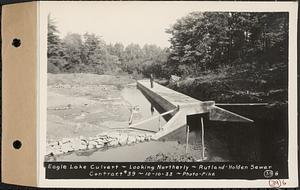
[121,84,168,132]
[52,141,186,162]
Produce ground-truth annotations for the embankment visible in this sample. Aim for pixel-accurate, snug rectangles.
[164,63,288,162]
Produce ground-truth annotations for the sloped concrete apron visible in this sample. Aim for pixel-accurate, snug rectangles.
[137,80,253,140]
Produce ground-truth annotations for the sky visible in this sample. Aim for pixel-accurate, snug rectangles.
[44,2,205,48]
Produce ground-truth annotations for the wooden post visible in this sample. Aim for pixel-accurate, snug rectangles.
[185,125,189,154]
[159,115,161,131]
[201,117,205,160]
[128,110,133,125]
[150,74,154,88]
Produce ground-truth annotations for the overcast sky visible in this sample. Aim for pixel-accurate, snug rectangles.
[44,2,205,48]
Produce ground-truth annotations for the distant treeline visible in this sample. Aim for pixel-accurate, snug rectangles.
[48,12,288,78]
[48,15,169,77]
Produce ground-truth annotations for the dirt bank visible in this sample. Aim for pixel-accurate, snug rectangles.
[163,62,288,163]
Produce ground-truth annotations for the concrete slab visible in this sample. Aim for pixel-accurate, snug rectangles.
[137,80,253,140]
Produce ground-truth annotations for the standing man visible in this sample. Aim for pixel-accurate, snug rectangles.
[150,73,154,88]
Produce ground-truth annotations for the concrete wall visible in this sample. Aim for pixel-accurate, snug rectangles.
[137,82,177,113]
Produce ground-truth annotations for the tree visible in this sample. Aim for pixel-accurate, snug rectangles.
[166,12,289,76]
[80,33,106,73]
[140,45,169,78]
[47,14,66,73]
[62,33,83,72]
[122,43,143,73]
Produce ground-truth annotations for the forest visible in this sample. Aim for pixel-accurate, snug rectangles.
[48,12,288,80]
[48,14,169,78]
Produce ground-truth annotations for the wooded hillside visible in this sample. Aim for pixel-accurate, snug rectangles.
[48,12,288,80]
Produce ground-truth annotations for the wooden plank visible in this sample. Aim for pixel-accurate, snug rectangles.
[129,109,177,129]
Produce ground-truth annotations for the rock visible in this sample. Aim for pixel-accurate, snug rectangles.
[108,140,119,147]
[136,136,141,142]
[127,136,136,144]
[87,140,98,150]
[71,139,82,151]
[81,139,88,145]
[139,135,145,142]
[71,144,80,151]
[79,144,87,150]
[61,143,73,153]
[145,134,152,141]
[100,136,108,141]
[52,149,62,155]
[96,139,105,146]
[106,137,114,142]
[108,132,120,139]
[89,140,98,146]
[96,144,104,148]
[118,134,128,146]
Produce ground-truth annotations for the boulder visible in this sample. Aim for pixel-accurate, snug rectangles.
[108,140,119,147]
[81,139,88,145]
[118,134,128,146]
[71,139,82,151]
[108,132,120,139]
[88,144,96,150]
[89,140,98,146]
[87,141,98,150]
[52,149,62,155]
[61,143,73,153]
[127,136,136,144]
[145,134,153,141]
[79,144,87,150]
[136,136,141,142]
[96,139,105,145]
[139,135,145,142]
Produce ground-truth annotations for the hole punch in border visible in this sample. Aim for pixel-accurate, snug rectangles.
[13,140,22,149]
[12,38,21,48]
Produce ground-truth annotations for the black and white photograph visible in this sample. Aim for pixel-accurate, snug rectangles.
[42,1,295,183]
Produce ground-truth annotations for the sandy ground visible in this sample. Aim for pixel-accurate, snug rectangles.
[47,73,135,142]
